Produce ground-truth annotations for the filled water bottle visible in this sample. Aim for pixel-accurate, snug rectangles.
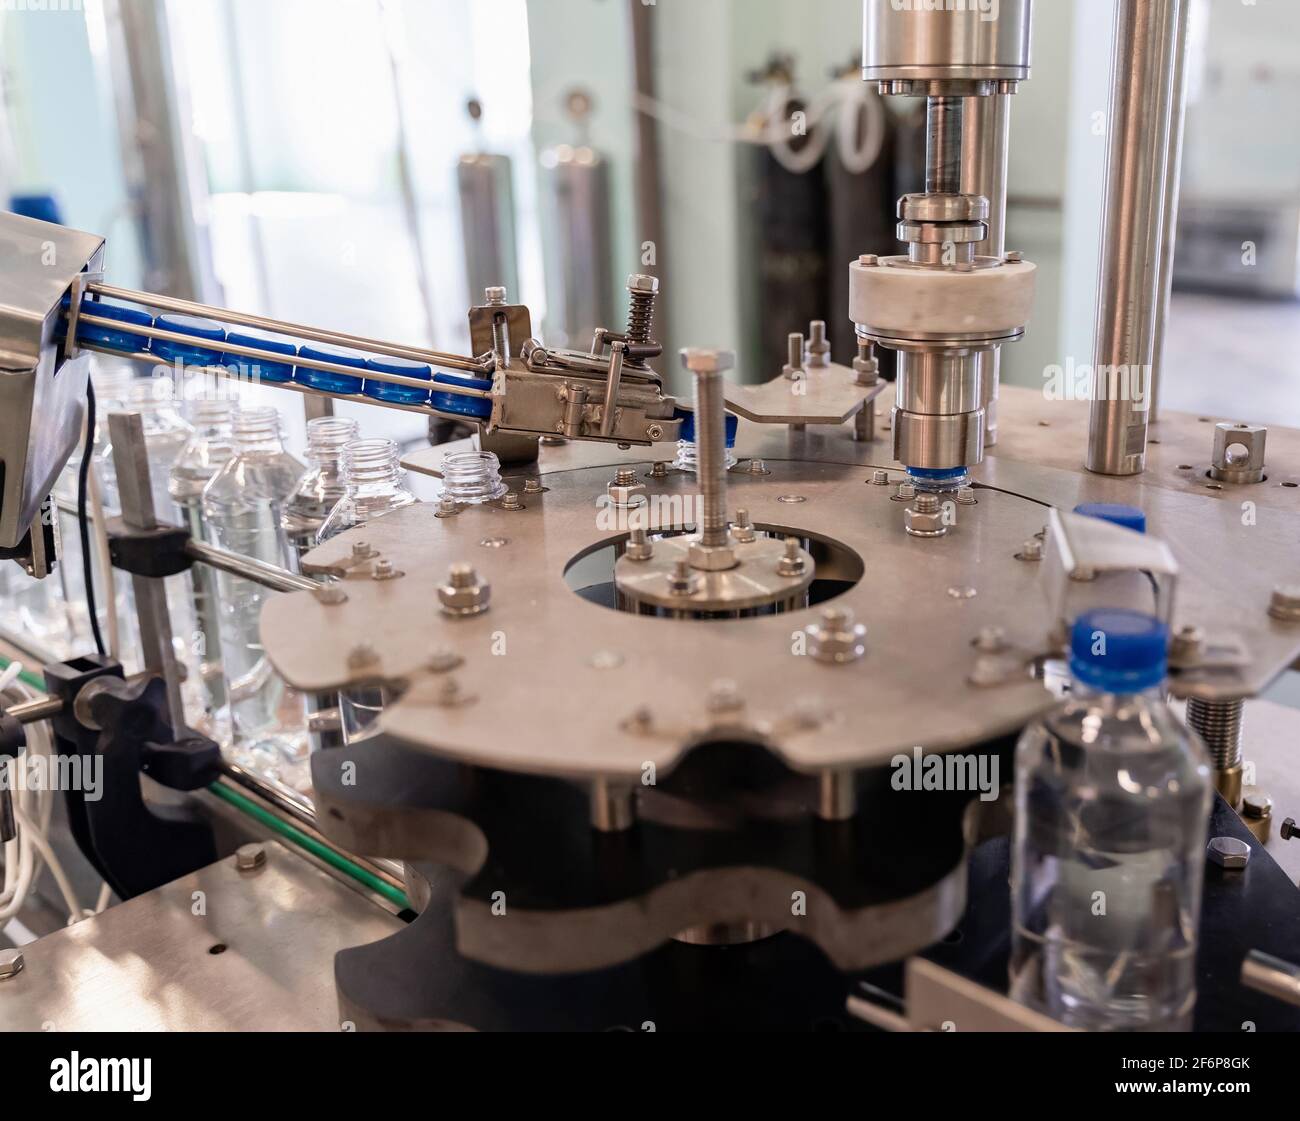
[282,416,360,570]
[201,406,307,768]
[168,397,238,731]
[318,438,417,742]
[1010,608,1212,1030]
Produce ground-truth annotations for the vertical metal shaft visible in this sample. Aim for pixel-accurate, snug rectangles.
[1086,0,1186,476]
[925,97,964,196]
[108,411,187,728]
[962,92,1011,447]
[1147,0,1191,424]
[680,348,736,550]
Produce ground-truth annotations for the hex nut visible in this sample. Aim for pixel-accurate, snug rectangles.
[687,536,738,572]
[904,500,947,538]
[0,948,24,980]
[607,472,647,508]
[1207,835,1251,870]
[679,348,736,375]
[438,564,491,616]
[1268,585,1300,622]
[235,843,267,871]
[805,607,867,664]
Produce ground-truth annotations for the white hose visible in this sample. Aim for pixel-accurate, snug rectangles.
[0,671,107,924]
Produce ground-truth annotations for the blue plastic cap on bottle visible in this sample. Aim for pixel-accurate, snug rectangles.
[226,329,296,383]
[151,313,227,367]
[72,300,154,352]
[676,410,738,446]
[9,193,63,225]
[298,344,366,394]
[1069,608,1169,693]
[431,372,493,418]
[365,355,432,404]
[1073,502,1146,534]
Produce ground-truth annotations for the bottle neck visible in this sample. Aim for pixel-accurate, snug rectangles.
[232,407,286,454]
[343,438,407,490]
[305,417,360,479]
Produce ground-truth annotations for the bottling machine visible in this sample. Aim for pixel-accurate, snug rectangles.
[1,0,1299,1032]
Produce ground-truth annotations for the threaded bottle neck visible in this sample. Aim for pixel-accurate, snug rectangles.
[186,398,235,430]
[232,406,285,453]
[306,417,360,470]
[343,437,403,486]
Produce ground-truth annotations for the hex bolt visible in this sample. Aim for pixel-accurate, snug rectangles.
[806,320,831,368]
[805,605,867,664]
[0,948,24,981]
[957,485,978,505]
[371,558,399,580]
[1281,817,1298,841]
[905,493,948,538]
[871,469,890,486]
[347,642,379,670]
[351,541,375,560]
[680,348,736,551]
[614,467,637,486]
[1004,250,1024,263]
[437,494,459,516]
[650,460,668,478]
[1268,585,1300,622]
[747,458,770,475]
[732,508,756,543]
[668,558,698,596]
[706,679,744,714]
[858,253,879,267]
[235,843,267,872]
[312,582,348,605]
[607,466,646,508]
[782,333,805,380]
[894,482,916,502]
[625,526,654,561]
[438,563,491,616]
[777,537,806,577]
[484,285,507,306]
[501,490,523,510]
[1017,537,1044,561]
[1207,835,1250,870]
[625,274,659,345]
[523,478,544,494]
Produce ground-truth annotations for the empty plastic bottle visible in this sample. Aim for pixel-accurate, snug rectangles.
[169,397,238,729]
[318,438,417,742]
[201,407,306,767]
[1010,608,1212,1030]
[282,416,360,570]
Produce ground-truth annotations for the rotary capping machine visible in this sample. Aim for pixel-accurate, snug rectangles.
[2,0,1300,1032]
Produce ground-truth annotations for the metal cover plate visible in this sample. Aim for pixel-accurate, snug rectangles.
[0,842,401,1030]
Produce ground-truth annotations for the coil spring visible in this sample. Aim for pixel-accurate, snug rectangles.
[626,290,655,345]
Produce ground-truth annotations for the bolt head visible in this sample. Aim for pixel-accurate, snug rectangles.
[626,273,659,294]
[235,843,267,871]
[805,607,867,664]
[312,582,348,605]
[351,541,375,559]
[1242,792,1273,820]
[1269,584,1300,622]
[1207,835,1251,869]
[679,347,735,375]
[1004,250,1024,263]
[0,948,25,980]
[607,475,647,507]
[484,285,507,304]
[1282,817,1298,840]
[858,254,879,267]
[1018,537,1044,561]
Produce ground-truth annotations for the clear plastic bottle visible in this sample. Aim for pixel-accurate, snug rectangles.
[318,438,418,742]
[168,397,238,731]
[201,407,307,767]
[282,416,360,569]
[1010,608,1212,1031]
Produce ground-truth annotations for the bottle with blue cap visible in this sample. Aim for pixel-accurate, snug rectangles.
[1010,607,1212,1030]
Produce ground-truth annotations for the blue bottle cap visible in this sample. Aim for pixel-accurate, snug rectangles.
[72,300,154,352]
[9,193,63,225]
[151,313,227,367]
[1069,608,1168,693]
[297,344,366,394]
[1073,502,1146,534]
[226,329,296,383]
[676,409,738,446]
[364,355,432,404]
[431,372,492,418]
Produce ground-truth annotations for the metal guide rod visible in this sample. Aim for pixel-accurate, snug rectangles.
[106,410,187,726]
[79,341,478,426]
[1085,0,1186,476]
[184,540,317,594]
[74,313,488,394]
[84,281,491,373]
